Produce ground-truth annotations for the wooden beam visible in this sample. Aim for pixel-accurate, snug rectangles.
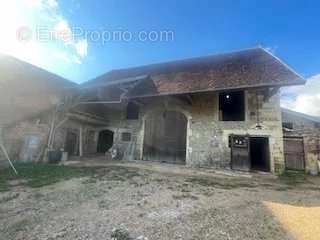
[0,128,18,175]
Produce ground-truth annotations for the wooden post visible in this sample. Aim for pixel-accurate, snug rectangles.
[0,127,18,175]
[79,126,83,157]
[47,107,57,149]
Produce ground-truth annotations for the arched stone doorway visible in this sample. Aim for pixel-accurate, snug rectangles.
[97,130,114,153]
[143,110,187,164]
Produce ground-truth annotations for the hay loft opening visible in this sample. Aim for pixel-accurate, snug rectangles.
[219,91,245,121]
[97,130,114,153]
[126,102,140,120]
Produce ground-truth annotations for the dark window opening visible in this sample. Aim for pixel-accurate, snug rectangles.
[97,130,114,153]
[122,132,131,142]
[283,122,293,129]
[250,137,270,172]
[126,102,139,120]
[219,91,245,121]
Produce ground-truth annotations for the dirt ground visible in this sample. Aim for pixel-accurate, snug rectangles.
[1,161,320,240]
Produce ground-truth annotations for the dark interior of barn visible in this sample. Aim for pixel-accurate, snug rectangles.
[250,137,270,172]
[97,130,114,153]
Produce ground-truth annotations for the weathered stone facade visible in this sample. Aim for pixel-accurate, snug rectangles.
[1,112,103,163]
[1,87,285,174]
[101,88,285,174]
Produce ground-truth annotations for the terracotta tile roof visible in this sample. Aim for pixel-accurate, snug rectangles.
[84,47,305,98]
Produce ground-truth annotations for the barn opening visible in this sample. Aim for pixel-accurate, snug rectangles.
[250,137,270,172]
[143,110,187,164]
[219,91,245,121]
[65,131,78,156]
[126,102,140,120]
[97,130,114,153]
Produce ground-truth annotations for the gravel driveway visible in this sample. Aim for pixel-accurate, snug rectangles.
[1,163,320,240]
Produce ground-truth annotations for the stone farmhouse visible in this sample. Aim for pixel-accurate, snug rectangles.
[2,47,315,174]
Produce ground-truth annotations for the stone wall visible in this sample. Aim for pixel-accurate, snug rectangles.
[1,113,101,163]
[1,87,285,174]
[186,89,284,173]
[1,116,50,163]
[104,88,284,173]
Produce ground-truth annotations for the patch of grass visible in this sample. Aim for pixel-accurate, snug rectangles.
[278,171,308,186]
[0,164,149,192]
[0,163,96,192]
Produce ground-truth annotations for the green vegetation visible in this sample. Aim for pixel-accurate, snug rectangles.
[0,163,149,192]
[278,170,308,186]
[0,163,96,192]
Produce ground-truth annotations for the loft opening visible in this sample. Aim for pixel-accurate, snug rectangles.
[219,91,245,121]
[250,137,270,172]
[97,130,114,153]
[126,101,140,120]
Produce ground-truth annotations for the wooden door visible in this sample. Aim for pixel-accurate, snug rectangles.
[284,137,305,170]
[143,111,187,164]
[231,135,250,171]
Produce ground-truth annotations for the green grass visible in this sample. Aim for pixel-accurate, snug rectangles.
[0,163,96,192]
[278,170,308,186]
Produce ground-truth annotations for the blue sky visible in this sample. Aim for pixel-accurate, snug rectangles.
[1,0,320,115]
[61,0,320,82]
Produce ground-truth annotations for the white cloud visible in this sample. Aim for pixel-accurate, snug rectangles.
[25,0,43,8]
[281,74,320,117]
[53,18,74,44]
[75,39,88,58]
[0,0,88,69]
[47,0,58,8]
[53,51,82,64]
[52,18,88,60]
